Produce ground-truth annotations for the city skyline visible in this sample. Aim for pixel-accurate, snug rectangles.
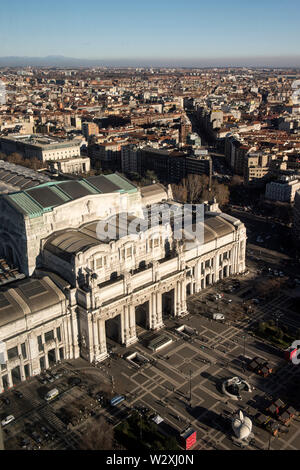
[0,0,299,66]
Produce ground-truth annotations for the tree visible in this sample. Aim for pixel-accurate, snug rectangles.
[172,173,229,207]
[171,181,188,203]
[211,180,230,206]
[230,175,243,187]
[145,170,158,183]
[79,417,114,450]
[186,174,206,203]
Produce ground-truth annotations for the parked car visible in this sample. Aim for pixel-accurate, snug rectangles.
[31,431,43,444]
[1,415,15,426]
[20,437,31,449]
[2,397,10,405]
[45,373,54,383]
[40,426,50,439]
[68,376,81,386]
[14,390,24,399]
[39,375,48,385]
[52,372,63,380]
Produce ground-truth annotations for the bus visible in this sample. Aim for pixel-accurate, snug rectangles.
[110,395,125,407]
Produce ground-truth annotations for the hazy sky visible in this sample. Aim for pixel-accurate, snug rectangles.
[0,0,299,64]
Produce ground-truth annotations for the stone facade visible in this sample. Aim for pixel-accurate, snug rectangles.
[0,175,247,390]
[0,276,79,393]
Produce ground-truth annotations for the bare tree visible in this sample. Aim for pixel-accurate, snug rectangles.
[171,181,188,203]
[186,174,207,203]
[172,173,229,207]
[79,417,114,450]
[230,175,243,187]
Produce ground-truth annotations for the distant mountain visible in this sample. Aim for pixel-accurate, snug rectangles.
[0,56,105,67]
[0,55,300,68]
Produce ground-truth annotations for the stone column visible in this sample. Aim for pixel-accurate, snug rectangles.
[7,370,13,389]
[70,307,80,358]
[123,304,137,346]
[154,292,164,330]
[53,331,59,364]
[190,282,194,295]
[194,261,201,293]
[149,293,154,330]
[92,316,100,362]
[149,292,158,330]
[122,306,130,346]
[20,362,26,382]
[86,313,96,363]
[97,319,108,362]
[129,304,138,345]
[62,317,70,360]
[44,345,49,370]
[180,279,188,315]
[0,375,3,393]
[174,281,182,317]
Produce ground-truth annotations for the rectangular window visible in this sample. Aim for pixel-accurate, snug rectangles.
[56,327,61,343]
[59,347,64,361]
[126,247,132,258]
[40,357,45,371]
[24,364,30,379]
[2,375,9,390]
[45,330,54,343]
[7,346,18,360]
[96,256,106,269]
[37,335,43,352]
[21,343,27,359]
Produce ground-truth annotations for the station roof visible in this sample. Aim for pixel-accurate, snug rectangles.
[2,173,138,219]
[44,209,238,262]
[0,160,51,194]
[0,277,66,327]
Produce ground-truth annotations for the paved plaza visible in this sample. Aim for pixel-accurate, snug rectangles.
[2,278,300,450]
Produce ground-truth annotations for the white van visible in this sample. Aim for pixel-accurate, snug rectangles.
[1,415,15,426]
[212,313,225,321]
[44,388,59,402]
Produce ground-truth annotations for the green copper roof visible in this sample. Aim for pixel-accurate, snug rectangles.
[7,192,44,218]
[104,173,137,193]
[2,173,138,219]
[50,185,72,202]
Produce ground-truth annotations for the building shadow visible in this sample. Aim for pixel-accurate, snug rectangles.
[186,405,231,433]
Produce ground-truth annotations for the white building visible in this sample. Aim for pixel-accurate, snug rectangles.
[0,134,81,163]
[0,174,247,390]
[47,156,90,175]
[265,176,300,202]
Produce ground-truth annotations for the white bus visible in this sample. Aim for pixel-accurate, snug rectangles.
[44,388,59,402]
